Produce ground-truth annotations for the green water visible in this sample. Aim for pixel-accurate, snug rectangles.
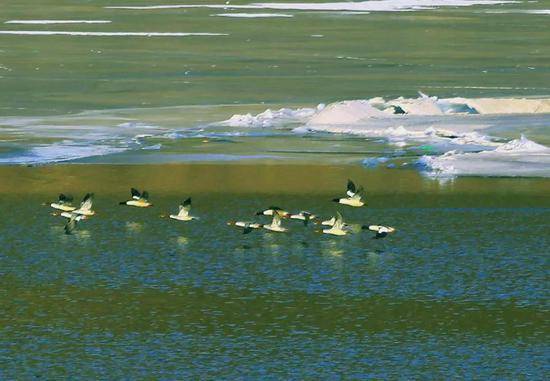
[1,164,549,378]
[1,0,549,115]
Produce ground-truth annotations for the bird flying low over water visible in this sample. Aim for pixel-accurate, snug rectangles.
[263,210,288,233]
[256,206,291,218]
[332,179,366,207]
[72,193,95,216]
[290,211,316,226]
[227,221,263,234]
[321,211,347,236]
[363,225,396,239]
[120,188,152,207]
[169,198,197,221]
[50,193,76,212]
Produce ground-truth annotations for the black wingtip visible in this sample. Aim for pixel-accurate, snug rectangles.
[119,201,126,205]
[361,225,369,230]
[331,198,340,202]
[256,211,263,216]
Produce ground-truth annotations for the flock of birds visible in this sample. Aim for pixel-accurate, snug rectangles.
[49,180,396,239]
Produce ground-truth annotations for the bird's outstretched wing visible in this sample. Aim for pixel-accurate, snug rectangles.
[141,191,150,202]
[352,185,366,200]
[178,198,192,217]
[80,193,94,211]
[272,211,282,227]
[59,193,73,204]
[131,188,141,200]
[346,180,356,197]
[64,215,77,235]
[242,223,253,235]
[333,211,344,230]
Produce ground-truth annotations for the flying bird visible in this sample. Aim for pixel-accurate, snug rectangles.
[332,179,366,207]
[289,211,316,226]
[256,206,291,218]
[363,225,396,239]
[169,198,197,221]
[120,188,152,207]
[227,221,263,234]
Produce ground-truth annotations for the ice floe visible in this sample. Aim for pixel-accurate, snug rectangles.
[0,31,227,37]
[212,13,294,17]
[417,135,550,178]
[107,1,518,12]
[5,20,112,24]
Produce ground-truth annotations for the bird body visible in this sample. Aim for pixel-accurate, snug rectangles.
[169,198,197,221]
[60,211,87,221]
[363,225,396,239]
[50,193,75,212]
[227,221,263,234]
[290,211,316,226]
[257,206,290,218]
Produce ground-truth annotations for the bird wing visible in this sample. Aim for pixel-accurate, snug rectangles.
[333,211,344,230]
[272,211,282,227]
[79,193,93,211]
[64,215,77,234]
[131,188,141,200]
[352,185,366,200]
[59,193,73,204]
[242,223,253,234]
[140,191,149,202]
[178,198,191,217]
[346,179,356,197]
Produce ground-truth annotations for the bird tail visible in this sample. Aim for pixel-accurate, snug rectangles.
[119,201,127,205]
[331,198,340,202]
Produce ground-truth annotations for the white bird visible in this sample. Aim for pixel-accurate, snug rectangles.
[169,198,197,221]
[50,193,76,212]
[263,210,288,233]
[120,188,152,208]
[72,193,95,216]
[363,225,396,239]
[290,211,316,226]
[256,206,290,218]
[227,221,263,234]
[322,212,347,236]
[332,179,366,207]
